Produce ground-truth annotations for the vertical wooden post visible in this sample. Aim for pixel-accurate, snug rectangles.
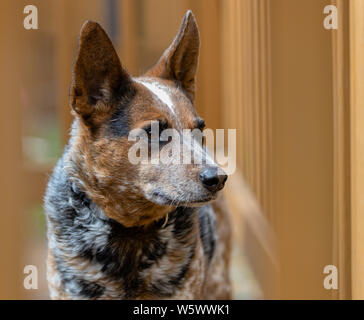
[331,0,351,300]
[220,0,277,298]
[349,0,364,300]
[220,0,272,218]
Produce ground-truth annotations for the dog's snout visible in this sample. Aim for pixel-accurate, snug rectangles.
[199,167,228,192]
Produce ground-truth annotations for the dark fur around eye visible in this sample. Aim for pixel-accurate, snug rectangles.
[195,118,205,130]
[142,119,169,140]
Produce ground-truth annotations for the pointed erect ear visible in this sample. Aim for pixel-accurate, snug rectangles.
[146,10,200,101]
[70,21,132,122]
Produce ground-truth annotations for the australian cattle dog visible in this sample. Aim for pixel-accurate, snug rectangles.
[44,10,232,299]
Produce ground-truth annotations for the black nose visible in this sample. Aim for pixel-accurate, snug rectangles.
[199,167,228,192]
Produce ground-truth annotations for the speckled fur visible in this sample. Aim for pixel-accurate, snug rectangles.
[45,11,231,300]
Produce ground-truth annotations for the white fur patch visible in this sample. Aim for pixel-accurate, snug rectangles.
[136,79,178,119]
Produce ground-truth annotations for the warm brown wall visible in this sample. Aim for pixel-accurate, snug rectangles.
[0,0,24,299]
[270,0,334,299]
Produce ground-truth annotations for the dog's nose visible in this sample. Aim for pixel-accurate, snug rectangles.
[199,167,228,192]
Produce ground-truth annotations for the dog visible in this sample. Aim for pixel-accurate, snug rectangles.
[44,10,232,300]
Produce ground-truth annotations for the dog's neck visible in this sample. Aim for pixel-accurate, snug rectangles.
[70,181,171,230]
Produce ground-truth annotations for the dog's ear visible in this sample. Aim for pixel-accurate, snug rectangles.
[70,21,132,124]
[146,10,200,101]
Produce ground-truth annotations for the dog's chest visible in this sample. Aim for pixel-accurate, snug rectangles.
[46,202,209,300]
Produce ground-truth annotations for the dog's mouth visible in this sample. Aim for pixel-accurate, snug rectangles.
[150,191,217,207]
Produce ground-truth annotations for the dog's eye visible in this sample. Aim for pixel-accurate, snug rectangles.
[159,119,169,132]
[143,120,169,142]
[195,118,206,131]
[144,125,152,137]
[143,125,154,141]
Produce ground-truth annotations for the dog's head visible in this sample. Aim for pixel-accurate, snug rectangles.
[68,11,227,227]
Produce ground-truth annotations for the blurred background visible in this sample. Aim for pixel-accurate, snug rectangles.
[1,0,363,299]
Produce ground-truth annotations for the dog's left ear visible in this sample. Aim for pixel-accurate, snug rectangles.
[70,21,133,125]
[146,10,200,101]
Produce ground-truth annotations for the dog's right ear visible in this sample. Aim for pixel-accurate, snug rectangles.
[70,21,132,124]
[145,11,200,101]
